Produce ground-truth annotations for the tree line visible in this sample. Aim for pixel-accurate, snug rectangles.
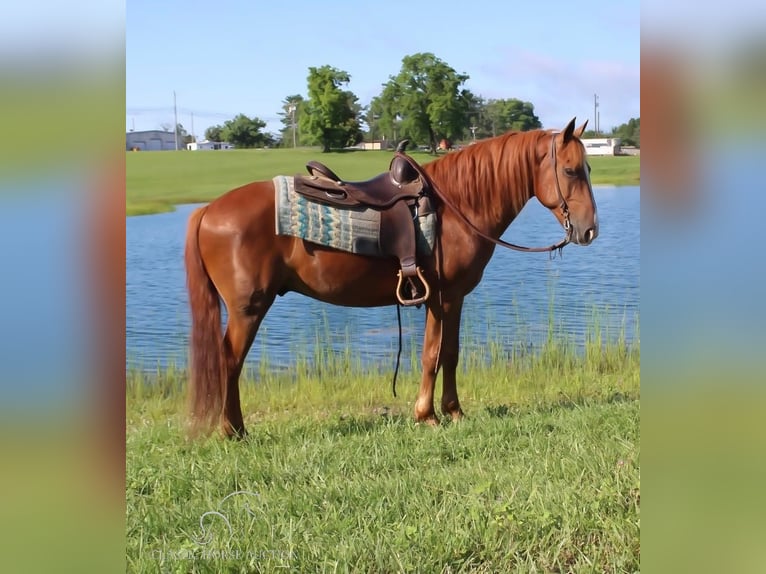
[200,52,639,152]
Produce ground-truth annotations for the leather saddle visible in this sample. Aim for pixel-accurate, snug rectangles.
[293,141,433,306]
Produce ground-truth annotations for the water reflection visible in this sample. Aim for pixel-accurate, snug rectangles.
[126,187,639,371]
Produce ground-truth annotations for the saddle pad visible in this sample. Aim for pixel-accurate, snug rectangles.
[273,175,436,257]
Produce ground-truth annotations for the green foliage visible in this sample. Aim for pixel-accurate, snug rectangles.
[583,117,640,147]
[300,66,362,152]
[470,97,542,138]
[611,117,640,147]
[204,125,223,142]
[175,123,194,146]
[378,53,473,152]
[258,54,636,152]
[368,94,404,145]
[220,113,273,149]
[359,104,383,144]
[277,94,304,148]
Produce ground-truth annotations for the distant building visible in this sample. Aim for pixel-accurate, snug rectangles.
[581,137,622,156]
[186,140,235,151]
[126,130,178,151]
[359,141,389,151]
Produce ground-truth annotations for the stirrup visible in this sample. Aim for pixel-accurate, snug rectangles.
[396,267,431,306]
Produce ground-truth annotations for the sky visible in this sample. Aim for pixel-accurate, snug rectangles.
[126,0,639,139]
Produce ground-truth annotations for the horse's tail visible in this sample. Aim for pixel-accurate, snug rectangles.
[184,206,225,436]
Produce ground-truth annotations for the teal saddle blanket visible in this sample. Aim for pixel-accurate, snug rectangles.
[273,175,436,257]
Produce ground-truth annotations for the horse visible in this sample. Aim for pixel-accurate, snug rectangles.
[184,118,598,438]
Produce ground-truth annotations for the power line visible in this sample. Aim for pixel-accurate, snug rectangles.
[126,106,280,122]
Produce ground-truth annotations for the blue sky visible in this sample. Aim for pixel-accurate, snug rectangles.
[127,0,639,138]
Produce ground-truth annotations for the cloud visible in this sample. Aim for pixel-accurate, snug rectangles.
[475,48,640,130]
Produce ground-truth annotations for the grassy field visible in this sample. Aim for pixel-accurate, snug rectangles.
[126,148,640,216]
[127,332,640,573]
[127,145,640,571]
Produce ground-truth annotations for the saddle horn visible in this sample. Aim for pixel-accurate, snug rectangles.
[396,140,410,153]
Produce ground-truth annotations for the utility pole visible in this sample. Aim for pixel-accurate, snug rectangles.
[287,105,297,148]
[173,91,179,150]
[368,112,375,145]
[470,125,477,142]
[594,93,599,136]
[190,111,195,142]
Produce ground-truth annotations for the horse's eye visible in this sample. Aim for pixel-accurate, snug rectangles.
[564,167,576,177]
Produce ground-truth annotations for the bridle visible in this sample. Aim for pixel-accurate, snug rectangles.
[395,132,574,254]
[389,133,574,398]
[546,132,572,246]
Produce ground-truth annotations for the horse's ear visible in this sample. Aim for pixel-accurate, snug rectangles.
[574,119,588,138]
[562,117,577,143]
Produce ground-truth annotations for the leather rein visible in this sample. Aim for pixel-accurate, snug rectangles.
[396,132,572,255]
[389,133,571,399]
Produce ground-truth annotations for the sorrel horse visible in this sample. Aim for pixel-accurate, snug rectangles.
[184,118,598,437]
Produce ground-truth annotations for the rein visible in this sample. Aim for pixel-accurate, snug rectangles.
[395,133,572,255]
[388,134,572,397]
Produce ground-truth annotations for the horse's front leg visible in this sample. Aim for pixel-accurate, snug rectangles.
[415,298,465,424]
[439,297,465,421]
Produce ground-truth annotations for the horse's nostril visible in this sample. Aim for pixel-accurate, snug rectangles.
[584,228,595,243]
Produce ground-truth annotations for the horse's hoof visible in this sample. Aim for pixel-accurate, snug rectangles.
[221,422,248,440]
[415,415,440,427]
[441,402,465,421]
[447,409,465,422]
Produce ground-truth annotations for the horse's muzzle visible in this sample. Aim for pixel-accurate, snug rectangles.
[579,226,597,245]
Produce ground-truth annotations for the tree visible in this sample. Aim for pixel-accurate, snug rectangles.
[611,117,640,147]
[204,125,223,142]
[481,99,541,136]
[378,53,473,153]
[581,117,640,147]
[220,114,270,148]
[175,124,194,146]
[300,66,362,152]
[278,94,304,147]
[465,93,489,139]
[368,95,403,145]
[156,123,191,148]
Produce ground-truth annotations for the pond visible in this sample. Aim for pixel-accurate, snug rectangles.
[126,186,639,372]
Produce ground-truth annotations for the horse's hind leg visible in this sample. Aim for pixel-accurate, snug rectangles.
[416,298,465,425]
[220,294,275,438]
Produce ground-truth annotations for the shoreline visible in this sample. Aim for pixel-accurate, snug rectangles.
[126,151,640,216]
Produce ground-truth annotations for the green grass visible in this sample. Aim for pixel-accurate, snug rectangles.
[126,148,640,216]
[127,331,640,573]
[587,155,640,187]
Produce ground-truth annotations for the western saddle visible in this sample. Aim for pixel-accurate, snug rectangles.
[293,142,434,306]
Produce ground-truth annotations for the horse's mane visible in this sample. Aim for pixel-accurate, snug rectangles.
[423,129,548,224]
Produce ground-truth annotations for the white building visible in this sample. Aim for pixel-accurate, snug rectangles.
[187,140,235,151]
[581,137,622,156]
[359,141,389,151]
[126,130,179,151]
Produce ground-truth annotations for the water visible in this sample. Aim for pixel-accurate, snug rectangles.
[126,186,639,371]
